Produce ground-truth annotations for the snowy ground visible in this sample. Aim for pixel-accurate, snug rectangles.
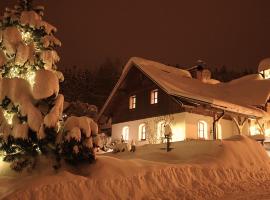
[0,136,270,200]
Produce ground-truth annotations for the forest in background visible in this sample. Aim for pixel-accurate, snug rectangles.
[60,58,256,110]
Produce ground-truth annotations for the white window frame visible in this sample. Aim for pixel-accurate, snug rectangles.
[157,120,166,139]
[139,123,146,141]
[151,89,158,104]
[198,120,207,139]
[129,95,136,109]
[122,126,129,141]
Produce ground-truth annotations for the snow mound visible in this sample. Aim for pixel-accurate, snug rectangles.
[204,78,220,84]
[1,136,270,200]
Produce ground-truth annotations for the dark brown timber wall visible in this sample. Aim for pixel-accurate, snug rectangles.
[107,66,183,124]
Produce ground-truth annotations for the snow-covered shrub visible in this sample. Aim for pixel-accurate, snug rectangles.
[59,116,99,165]
[112,141,131,153]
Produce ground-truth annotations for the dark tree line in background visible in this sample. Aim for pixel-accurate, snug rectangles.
[60,59,256,110]
[211,65,255,82]
[60,58,123,109]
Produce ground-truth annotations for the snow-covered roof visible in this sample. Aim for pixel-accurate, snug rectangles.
[258,58,270,72]
[99,57,270,119]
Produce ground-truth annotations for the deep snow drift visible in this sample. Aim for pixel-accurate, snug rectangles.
[1,135,270,200]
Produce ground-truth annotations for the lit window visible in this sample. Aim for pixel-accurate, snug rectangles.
[151,89,158,104]
[263,69,270,79]
[249,126,260,136]
[157,121,165,138]
[122,126,129,141]
[139,123,146,140]
[249,119,261,136]
[198,120,207,139]
[129,95,136,109]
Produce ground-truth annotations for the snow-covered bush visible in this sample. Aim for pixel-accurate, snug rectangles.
[0,1,97,171]
[59,116,100,165]
[112,141,131,153]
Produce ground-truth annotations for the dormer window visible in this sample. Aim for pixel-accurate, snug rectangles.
[129,95,136,109]
[151,89,158,104]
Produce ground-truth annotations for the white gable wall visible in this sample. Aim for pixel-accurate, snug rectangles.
[112,112,242,144]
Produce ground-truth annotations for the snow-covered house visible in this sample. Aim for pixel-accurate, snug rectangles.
[98,57,270,144]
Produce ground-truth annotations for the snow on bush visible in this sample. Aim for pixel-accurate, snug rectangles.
[12,124,28,139]
[20,11,41,28]
[41,35,61,48]
[2,27,22,55]
[60,116,99,164]
[44,94,64,128]
[15,42,35,66]
[40,50,60,70]
[20,11,57,34]
[0,50,7,67]
[33,69,59,100]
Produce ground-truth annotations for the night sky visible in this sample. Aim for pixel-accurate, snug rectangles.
[1,0,270,70]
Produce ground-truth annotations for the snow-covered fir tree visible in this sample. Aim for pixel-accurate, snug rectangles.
[0,0,99,171]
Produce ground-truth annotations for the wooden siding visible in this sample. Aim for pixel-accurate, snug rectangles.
[107,66,183,124]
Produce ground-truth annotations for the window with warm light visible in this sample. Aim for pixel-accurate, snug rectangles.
[139,123,146,140]
[151,89,158,104]
[157,120,166,138]
[122,126,129,141]
[263,69,270,79]
[249,126,260,136]
[129,95,136,109]
[249,119,261,136]
[198,120,207,139]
